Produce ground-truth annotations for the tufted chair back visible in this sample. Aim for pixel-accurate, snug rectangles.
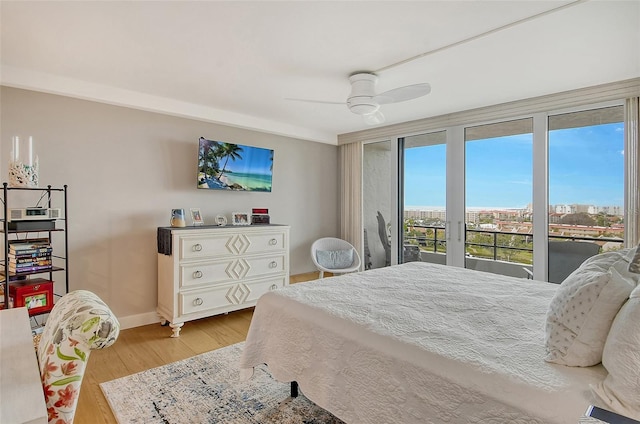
[36,290,120,424]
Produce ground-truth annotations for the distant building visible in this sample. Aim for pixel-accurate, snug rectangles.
[554,204,622,216]
[588,205,623,215]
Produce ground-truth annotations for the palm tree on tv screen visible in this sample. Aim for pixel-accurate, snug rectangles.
[199,139,221,179]
[217,143,244,181]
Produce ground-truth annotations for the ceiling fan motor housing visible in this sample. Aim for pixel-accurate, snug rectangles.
[347,72,380,115]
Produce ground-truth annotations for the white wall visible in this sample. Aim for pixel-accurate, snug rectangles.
[1,87,339,328]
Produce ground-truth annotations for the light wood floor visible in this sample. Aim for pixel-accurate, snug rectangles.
[74,272,320,424]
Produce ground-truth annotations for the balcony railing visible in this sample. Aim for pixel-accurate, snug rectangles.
[404,224,623,265]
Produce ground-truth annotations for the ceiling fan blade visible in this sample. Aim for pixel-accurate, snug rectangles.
[363,110,385,125]
[284,97,345,105]
[374,83,431,105]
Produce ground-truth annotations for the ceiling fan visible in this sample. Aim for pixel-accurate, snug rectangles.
[288,72,431,125]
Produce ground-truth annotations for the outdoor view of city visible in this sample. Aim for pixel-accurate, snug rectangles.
[403,204,624,265]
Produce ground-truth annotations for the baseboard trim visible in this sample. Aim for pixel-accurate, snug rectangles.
[118,311,162,330]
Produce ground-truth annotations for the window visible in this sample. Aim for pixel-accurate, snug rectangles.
[401,131,447,264]
[547,105,624,280]
[465,119,533,271]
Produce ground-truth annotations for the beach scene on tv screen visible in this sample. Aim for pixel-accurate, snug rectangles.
[197,138,273,191]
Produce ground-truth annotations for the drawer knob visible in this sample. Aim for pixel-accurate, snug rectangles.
[270,284,278,291]
[193,243,203,252]
[193,270,203,279]
[193,297,204,306]
[269,261,278,269]
[269,238,278,246]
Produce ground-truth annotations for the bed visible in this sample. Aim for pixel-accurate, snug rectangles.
[239,260,637,423]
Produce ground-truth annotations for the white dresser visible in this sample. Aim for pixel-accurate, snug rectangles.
[157,224,289,337]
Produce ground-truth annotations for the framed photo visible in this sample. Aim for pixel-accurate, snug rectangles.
[190,208,204,226]
[232,212,250,226]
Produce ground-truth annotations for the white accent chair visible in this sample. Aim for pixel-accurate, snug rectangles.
[311,237,362,279]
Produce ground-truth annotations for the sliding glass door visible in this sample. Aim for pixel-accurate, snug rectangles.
[464,118,534,277]
[400,131,447,265]
[547,105,624,282]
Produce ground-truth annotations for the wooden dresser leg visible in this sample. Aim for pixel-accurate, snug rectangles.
[169,322,184,337]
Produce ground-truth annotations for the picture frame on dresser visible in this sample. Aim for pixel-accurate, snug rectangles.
[190,208,204,226]
[232,212,250,225]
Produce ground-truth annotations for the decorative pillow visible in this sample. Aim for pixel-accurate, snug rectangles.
[628,244,640,274]
[591,284,640,421]
[316,249,354,269]
[545,265,635,366]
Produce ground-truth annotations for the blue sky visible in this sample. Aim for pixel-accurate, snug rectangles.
[404,123,624,208]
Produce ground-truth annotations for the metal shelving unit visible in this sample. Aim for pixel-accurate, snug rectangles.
[0,183,68,312]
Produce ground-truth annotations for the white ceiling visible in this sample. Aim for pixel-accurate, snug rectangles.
[1,1,639,144]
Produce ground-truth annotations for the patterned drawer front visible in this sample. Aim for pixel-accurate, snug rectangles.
[180,285,235,315]
[244,277,287,303]
[179,230,287,260]
[179,254,286,288]
[180,276,288,315]
[179,234,236,260]
[242,231,287,255]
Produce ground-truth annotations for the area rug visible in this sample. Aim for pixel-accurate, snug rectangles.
[100,342,344,424]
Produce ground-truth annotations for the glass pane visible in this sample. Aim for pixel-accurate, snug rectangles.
[363,140,392,270]
[401,131,446,265]
[547,105,624,282]
[465,118,533,277]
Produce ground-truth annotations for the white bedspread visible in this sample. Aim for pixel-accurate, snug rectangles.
[239,262,607,423]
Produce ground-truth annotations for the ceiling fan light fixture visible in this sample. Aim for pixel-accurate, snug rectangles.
[347,99,380,116]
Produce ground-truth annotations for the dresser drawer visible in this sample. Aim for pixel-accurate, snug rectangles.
[179,230,287,260]
[179,254,286,288]
[179,276,286,315]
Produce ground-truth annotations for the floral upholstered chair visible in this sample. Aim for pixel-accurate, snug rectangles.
[36,290,120,424]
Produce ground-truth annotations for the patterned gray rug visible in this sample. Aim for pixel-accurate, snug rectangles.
[100,342,344,424]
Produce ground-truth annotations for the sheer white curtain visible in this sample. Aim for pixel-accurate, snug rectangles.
[625,97,640,247]
[339,141,363,264]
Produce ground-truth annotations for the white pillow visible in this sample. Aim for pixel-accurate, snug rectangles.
[545,265,635,366]
[316,249,354,269]
[591,284,640,421]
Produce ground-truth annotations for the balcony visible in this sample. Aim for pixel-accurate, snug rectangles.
[403,224,623,279]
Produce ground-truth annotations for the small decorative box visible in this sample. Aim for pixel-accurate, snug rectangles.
[9,278,54,316]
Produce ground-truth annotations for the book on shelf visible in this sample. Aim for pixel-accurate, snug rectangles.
[8,246,53,255]
[9,248,53,259]
[11,256,52,265]
[9,238,51,252]
[10,259,52,268]
[7,264,53,273]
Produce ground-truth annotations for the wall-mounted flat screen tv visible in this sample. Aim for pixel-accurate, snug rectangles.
[197,137,273,192]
